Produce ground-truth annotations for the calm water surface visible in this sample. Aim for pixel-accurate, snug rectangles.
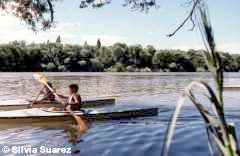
[0,72,239,156]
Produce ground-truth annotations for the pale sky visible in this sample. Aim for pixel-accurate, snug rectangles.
[0,0,239,53]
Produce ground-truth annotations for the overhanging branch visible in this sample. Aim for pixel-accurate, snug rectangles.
[167,0,201,37]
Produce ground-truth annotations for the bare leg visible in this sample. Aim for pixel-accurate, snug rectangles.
[48,107,61,111]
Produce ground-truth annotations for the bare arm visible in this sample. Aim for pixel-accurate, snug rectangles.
[69,94,81,104]
[56,94,68,99]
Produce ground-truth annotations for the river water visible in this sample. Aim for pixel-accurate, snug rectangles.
[0,72,239,156]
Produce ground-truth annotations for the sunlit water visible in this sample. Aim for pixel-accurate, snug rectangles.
[0,72,239,156]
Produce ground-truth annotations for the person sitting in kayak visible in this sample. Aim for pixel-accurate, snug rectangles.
[40,82,55,102]
[57,84,82,111]
[32,82,55,104]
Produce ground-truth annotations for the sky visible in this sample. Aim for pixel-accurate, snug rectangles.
[0,0,239,53]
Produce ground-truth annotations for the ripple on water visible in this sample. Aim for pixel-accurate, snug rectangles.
[78,122,165,156]
[0,73,240,156]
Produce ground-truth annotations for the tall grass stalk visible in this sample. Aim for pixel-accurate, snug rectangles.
[161,1,239,156]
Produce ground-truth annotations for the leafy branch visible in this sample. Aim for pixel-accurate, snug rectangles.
[0,0,55,30]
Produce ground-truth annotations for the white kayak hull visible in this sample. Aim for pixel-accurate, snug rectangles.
[0,98,115,111]
[0,107,159,124]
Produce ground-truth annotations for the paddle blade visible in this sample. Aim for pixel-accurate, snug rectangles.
[33,73,48,85]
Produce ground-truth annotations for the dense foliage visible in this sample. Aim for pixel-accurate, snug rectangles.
[0,38,239,72]
[0,0,158,30]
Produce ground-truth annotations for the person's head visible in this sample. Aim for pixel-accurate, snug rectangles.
[69,84,79,94]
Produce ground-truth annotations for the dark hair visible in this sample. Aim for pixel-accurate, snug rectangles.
[69,84,79,93]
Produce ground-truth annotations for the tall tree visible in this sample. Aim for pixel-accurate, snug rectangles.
[56,35,61,43]
[96,38,101,49]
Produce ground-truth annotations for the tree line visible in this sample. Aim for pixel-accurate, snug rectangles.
[0,37,239,72]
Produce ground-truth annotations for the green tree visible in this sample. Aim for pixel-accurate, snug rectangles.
[97,47,114,68]
[96,39,101,49]
[112,43,128,64]
[90,58,104,72]
[56,35,61,43]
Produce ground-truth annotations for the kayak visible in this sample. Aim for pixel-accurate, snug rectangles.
[223,86,240,90]
[0,98,116,111]
[0,107,158,124]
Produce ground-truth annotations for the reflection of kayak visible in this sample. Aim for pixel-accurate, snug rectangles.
[0,98,116,111]
[223,86,240,90]
[0,107,158,124]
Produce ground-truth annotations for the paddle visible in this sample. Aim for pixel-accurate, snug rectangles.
[33,73,87,132]
[27,86,45,108]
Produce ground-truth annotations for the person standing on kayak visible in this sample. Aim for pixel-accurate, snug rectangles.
[57,84,82,111]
